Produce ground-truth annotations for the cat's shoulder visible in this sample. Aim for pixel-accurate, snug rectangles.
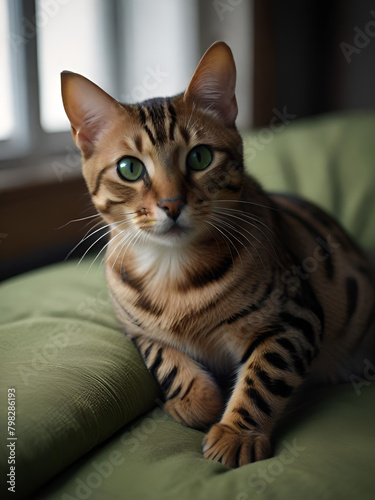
[269,192,342,231]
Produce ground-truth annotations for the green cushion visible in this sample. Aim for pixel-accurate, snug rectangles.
[37,384,375,500]
[243,111,375,250]
[0,261,161,498]
[1,112,375,499]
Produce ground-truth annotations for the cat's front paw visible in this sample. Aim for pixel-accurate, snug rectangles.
[202,423,272,467]
[165,375,223,430]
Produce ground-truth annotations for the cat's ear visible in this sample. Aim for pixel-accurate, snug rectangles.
[61,71,120,156]
[184,41,237,127]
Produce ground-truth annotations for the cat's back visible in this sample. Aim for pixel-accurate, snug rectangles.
[270,193,375,381]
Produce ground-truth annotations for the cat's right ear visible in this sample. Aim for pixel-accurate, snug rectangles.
[61,71,120,157]
[184,41,238,127]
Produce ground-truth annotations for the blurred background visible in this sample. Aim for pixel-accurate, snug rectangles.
[1,0,375,280]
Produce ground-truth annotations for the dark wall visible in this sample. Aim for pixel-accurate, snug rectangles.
[254,0,375,125]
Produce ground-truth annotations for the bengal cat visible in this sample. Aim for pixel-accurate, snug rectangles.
[61,41,375,468]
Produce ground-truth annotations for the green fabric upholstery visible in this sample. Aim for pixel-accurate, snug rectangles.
[1,112,375,500]
[0,262,161,499]
[244,111,375,250]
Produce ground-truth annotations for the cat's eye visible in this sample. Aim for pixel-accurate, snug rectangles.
[117,157,146,182]
[186,145,213,171]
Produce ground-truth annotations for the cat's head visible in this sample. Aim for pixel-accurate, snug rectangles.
[61,41,245,249]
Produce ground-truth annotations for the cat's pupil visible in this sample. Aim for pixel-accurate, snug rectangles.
[187,145,212,171]
[117,156,145,182]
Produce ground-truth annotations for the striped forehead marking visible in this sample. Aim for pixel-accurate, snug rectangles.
[137,98,190,147]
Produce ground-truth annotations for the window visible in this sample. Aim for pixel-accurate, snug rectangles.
[0,0,14,141]
[36,0,115,133]
[0,0,252,181]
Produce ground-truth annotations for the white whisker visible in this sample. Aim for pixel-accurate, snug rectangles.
[209,215,259,267]
[75,216,131,266]
[88,222,133,273]
[65,214,134,261]
[55,213,100,230]
[206,219,243,267]
[215,214,265,268]
[78,226,117,267]
[212,208,280,265]
[213,207,275,236]
[111,226,141,271]
[114,226,146,272]
[79,220,106,244]
[208,199,278,212]
[66,224,109,261]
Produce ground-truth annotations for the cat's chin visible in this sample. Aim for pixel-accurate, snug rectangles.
[146,225,193,248]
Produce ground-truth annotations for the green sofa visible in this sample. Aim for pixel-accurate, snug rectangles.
[1,112,375,500]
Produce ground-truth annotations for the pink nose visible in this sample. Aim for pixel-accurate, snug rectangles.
[158,197,186,222]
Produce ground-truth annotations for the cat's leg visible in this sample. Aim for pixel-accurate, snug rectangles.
[134,336,224,429]
[203,324,317,467]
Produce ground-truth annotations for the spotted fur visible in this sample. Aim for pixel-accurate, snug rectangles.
[61,42,375,468]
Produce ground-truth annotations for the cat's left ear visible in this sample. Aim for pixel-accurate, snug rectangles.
[184,41,237,127]
[61,71,121,157]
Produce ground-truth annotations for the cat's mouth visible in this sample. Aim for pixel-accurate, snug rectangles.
[162,223,190,240]
[166,223,187,235]
[147,221,192,245]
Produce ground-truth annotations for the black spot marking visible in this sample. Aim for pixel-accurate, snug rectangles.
[227,281,274,324]
[179,125,190,144]
[109,288,143,328]
[92,164,113,196]
[276,337,306,377]
[149,348,163,377]
[160,366,178,394]
[281,206,335,280]
[237,421,250,430]
[256,370,293,398]
[101,177,138,202]
[147,101,167,144]
[167,99,177,141]
[143,343,153,362]
[180,378,195,400]
[138,106,156,145]
[103,198,128,208]
[276,337,297,354]
[241,325,286,364]
[138,106,147,125]
[223,183,242,193]
[135,295,163,317]
[134,134,143,153]
[264,351,290,371]
[282,194,358,254]
[121,269,143,293]
[296,274,325,337]
[280,312,316,347]
[236,407,259,429]
[166,384,182,400]
[190,255,233,288]
[246,387,272,416]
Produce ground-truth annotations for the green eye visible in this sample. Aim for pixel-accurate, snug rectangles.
[186,145,213,171]
[117,157,146,182]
